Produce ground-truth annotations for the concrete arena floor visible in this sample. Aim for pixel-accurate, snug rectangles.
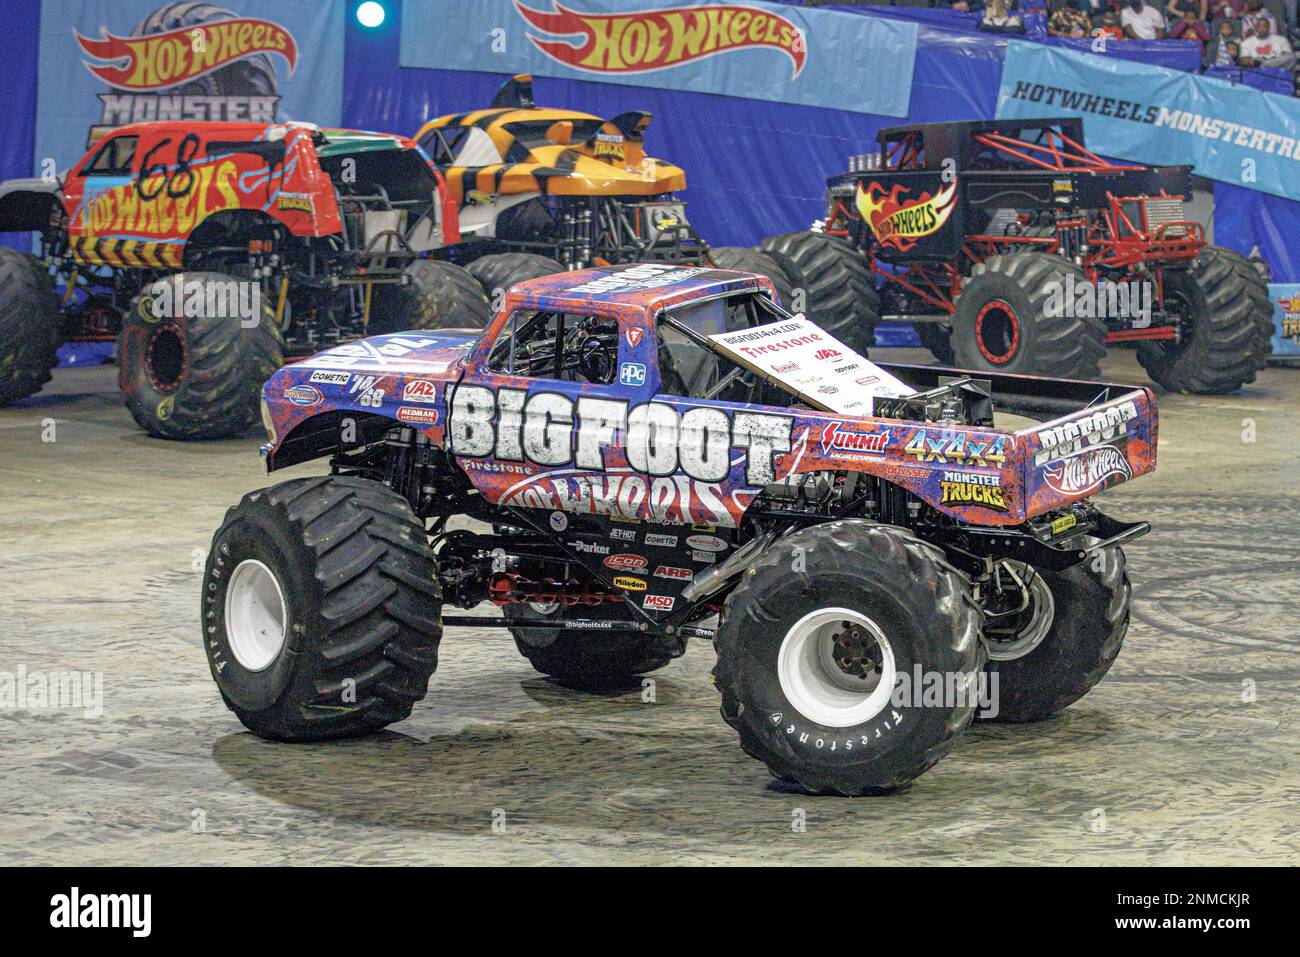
[1,349,1297,866]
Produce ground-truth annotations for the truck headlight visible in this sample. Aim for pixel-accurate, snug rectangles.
[261,397,277,443]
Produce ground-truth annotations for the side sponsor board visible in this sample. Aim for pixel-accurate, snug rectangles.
[400,0,917,117]
[709,317,915,415]
[998,41,1300,203]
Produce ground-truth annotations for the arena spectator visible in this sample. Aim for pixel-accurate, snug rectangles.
[1207,0,1247,18]
[1094,9,1128,36]
[1205,18,1241,63]
[1123,0,1168,36]
[1166,0,1209,19]
[1170,8,1212,49]
[1240,0,1278,32]
[1239,16,1296,65]
[1049,0,1094,35]
[980,0,1026,30]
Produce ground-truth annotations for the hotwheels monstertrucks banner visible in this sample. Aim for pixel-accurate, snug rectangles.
[400,0,918,117]
[709,316,915,415]
[35,0,345,175]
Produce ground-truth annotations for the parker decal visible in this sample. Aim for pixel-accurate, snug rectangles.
[857,181,957,252]
[514,1,807,78]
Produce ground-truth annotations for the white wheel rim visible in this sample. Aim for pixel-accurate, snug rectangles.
[985,562,1055,661]
[225,559,288,672]
[777,608,897,728]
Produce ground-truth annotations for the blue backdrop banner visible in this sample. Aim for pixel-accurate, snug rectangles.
[399,0,918,117]
[35,0,345,175]
[997,41,1300,205]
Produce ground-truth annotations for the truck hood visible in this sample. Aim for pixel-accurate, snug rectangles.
[290,330,482,376]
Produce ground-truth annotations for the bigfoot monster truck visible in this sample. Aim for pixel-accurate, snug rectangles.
[412,75,864,350]
[201,263,1156,795]
[763,117,1272,392]
[0,120,486,438]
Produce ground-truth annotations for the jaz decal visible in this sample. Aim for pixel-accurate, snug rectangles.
[821,423,889,459]
[448,386,793,487]
[514,2,807,78]
[402,380,439,404]
[1033,401,1138,467]
[857,181,958,252]
[1043,446,1133,496]
[938,471,1007,512]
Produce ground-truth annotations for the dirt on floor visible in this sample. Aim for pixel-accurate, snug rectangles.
[1,350,1297,865]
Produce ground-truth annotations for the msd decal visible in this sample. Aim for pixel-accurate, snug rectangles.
[514,1,807,78]
[856,181,958,252]
[643,594,675,611]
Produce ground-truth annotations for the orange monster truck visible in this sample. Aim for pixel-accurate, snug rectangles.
[0,121,486,438]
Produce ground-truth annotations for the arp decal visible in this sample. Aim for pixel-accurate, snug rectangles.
[1043,446,1133,496]
[654,565,692,581]
[856,181,958,252]
[1033,401,1139,467]
[514,2,807,79]
[938,471,1007,512]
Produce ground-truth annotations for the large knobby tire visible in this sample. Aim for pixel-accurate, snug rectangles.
[0,248,61,406]
[503,601,686,688]
[952,253,1105,379]
[713,521,985,795]
[466,252,565,307]
[203,476,441,741]
[912,320,955,365]
[118,272,283,439]
[707,246,797,313]
[370,259,490,333]
[1137,251,1258,394]
[759,231,879,356]
[980,546,1130,723]
[1206,246,1272,370]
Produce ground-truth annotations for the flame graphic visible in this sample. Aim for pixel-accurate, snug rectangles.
[856,180,957,252]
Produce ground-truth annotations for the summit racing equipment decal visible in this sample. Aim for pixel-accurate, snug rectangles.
[938,471,1006,512]
[821,423,889,459]
[76,18,297,90]
[514,1,807,78]
[1043,446,1132,496]
[1032,401,1138,467]
[856,181,957,252]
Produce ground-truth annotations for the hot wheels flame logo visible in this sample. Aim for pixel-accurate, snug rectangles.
[1043,445,1132,497]
[1278,294,1300,341]
[857,181,957,252]
[75,18,297,90]
[514,1,806,78]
